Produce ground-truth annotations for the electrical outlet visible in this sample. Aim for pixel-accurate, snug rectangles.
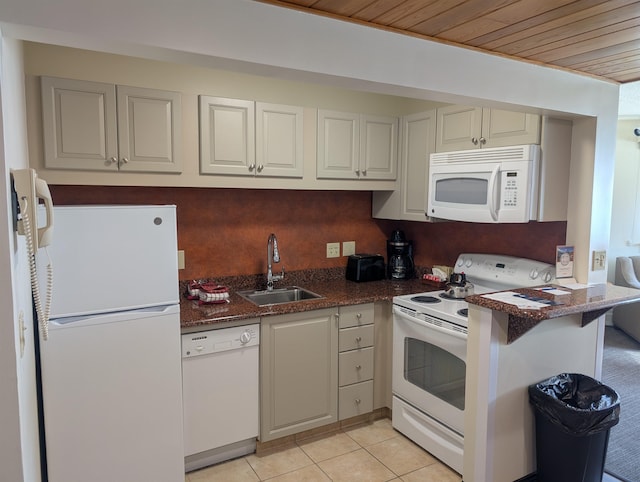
[177,250,185,270]
[592,250,606,271]
[343,241,356,256]
[326,242,340,258]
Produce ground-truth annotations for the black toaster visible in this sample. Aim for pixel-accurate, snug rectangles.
[346,254,385,282]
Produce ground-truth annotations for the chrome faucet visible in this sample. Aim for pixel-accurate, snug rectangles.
[267,233,285,290]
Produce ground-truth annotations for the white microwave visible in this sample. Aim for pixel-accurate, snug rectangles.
[427,144,540,223]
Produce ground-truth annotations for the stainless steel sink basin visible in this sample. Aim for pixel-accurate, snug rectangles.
[237,286,323,306]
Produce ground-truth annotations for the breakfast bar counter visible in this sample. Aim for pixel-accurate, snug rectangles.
[466,282,640,343]
[464,281,640,482]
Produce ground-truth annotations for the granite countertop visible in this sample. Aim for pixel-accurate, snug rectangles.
[181,270,640,342]
[466,282,640,343]
[180,268,428,331]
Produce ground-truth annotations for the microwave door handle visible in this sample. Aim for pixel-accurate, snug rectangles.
[488,165,500,222]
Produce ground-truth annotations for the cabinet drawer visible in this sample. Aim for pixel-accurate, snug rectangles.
[339,380,373,420]
[339,324,374,352]
[339,303,374,329]
[339,347,373,386]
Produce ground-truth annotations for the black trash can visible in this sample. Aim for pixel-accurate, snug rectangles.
[528,373,620,482]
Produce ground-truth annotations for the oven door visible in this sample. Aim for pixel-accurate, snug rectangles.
[392,306,466,435]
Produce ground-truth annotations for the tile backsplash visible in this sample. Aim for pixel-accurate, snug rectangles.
[50,185,566,280]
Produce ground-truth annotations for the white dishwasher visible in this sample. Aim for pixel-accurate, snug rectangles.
[181,323,260,472]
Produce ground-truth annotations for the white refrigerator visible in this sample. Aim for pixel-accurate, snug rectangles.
[36,205,184,482]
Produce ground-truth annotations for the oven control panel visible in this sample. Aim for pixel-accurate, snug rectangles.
[455,253,555,289]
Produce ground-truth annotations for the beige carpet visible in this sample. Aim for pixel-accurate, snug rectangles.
[602,326,640,482]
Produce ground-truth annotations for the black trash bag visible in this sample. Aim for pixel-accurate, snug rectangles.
[528,373,620,437]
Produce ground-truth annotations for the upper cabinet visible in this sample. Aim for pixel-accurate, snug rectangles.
[317,110,398,181]
[372,110,436,222]
[199,97,254,176]
[256,102,304,178]
[199,96,303,178]
[41,77,182,172]
[435,105,540,152]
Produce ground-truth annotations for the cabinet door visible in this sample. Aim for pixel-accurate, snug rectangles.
[41,77,118,170]
[402,110,436,220]
[360,114,398,180]
[199,96,255,176]
[371,110,435,221]
[117,86,182,173]
[481,108,540,148]
[339,325,374,352]
[538,116,571,222]
[338,303,375,328]
[339,380,373,420]
[435,105,482,152]
[260,308,338,442]
[338,347,374,386]
[256,102,303,178]
[317,110,359,179]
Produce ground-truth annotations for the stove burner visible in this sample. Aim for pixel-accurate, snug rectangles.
[411,295,441,304]
[457,308,468,317]
[439,293,466,301]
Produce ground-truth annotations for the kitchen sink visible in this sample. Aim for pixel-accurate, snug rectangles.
[237,286,323,306]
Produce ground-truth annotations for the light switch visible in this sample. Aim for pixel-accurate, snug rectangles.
[592,250,606,271]
[178,250,185,270]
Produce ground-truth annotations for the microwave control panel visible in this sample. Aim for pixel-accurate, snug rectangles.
[502,171,520,208]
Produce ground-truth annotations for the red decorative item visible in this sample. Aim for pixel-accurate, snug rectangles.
[185,280,201,300]
[198,283,230,305]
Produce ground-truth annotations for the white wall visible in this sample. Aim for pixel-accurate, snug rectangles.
[609,118,640,278]
[619,82,640,118]
[0,36,41,482]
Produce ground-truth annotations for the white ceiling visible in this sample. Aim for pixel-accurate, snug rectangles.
[619,81,640,118]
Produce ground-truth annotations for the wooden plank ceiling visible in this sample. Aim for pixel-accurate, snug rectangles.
[258,0,640,84]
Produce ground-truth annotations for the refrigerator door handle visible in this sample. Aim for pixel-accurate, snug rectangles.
[51,304,180,327]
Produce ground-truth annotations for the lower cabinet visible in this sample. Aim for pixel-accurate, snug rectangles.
[339,380,374,419]
[338,303,375,420]
[259,302,379,442]
[260,308,338,442]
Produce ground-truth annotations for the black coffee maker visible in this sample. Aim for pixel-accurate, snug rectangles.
[386,230,414,280]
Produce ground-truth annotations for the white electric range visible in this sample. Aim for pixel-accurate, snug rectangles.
[393,253,557,329]
[391,253,555,474]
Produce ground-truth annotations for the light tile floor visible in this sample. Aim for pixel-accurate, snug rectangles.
[185,419,462,482]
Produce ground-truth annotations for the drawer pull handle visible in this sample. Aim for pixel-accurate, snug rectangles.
[355,365,362,370]
[356,313,362,319]
[355,336,362,342]
[355,398,361,404]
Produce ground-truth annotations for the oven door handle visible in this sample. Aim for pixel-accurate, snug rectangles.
[393,306,467,341]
